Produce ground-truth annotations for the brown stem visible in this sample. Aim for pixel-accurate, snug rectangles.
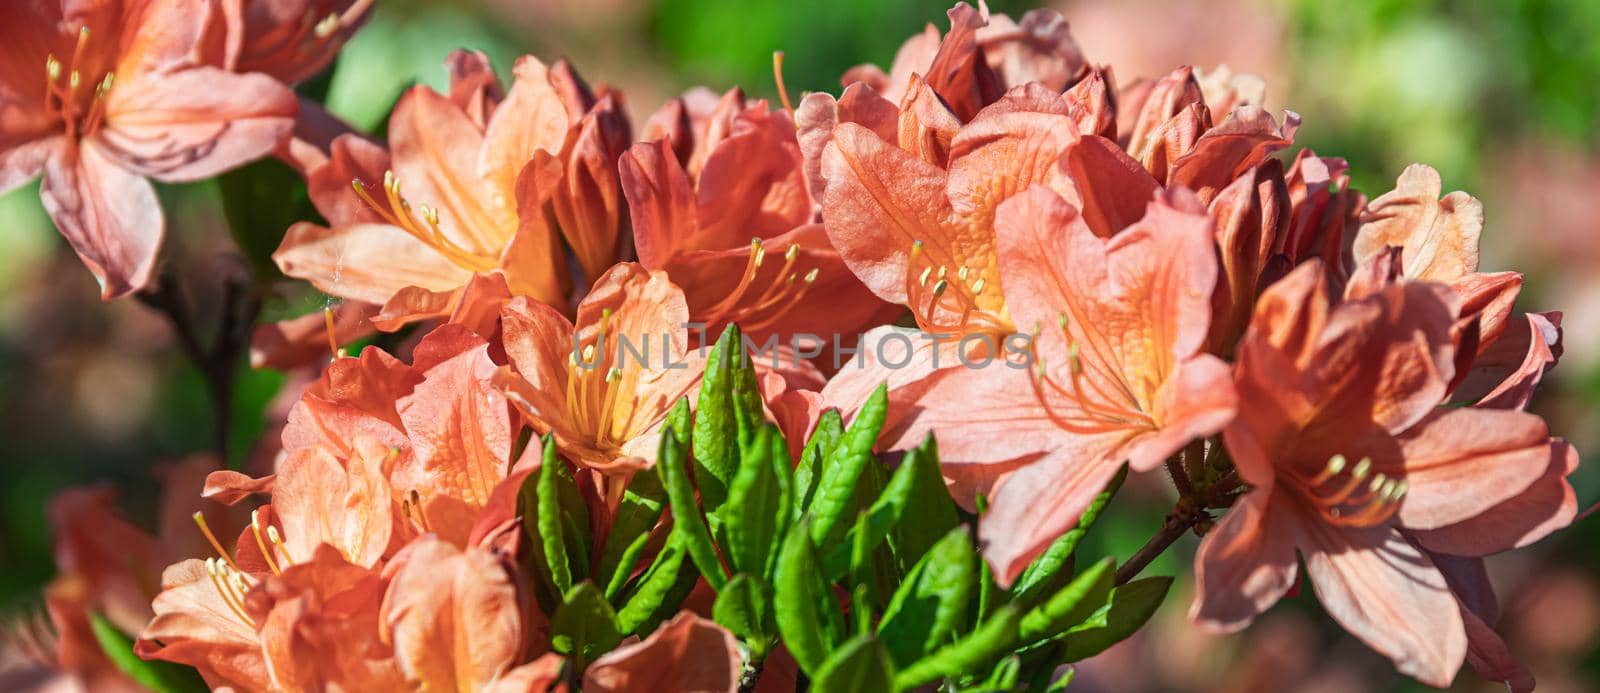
[135,266,260,460]
[1115,504,1203,585]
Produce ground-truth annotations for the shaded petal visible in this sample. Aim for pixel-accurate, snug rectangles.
[621,138,700,268]
[696,106,812,245]
[584,611,741,693]
[1300,522,1466,688]
[39,139,162,298]
[273,440,394,568]
[976,9,1086,92]
[1411,439,1577,556]
[1056,135,1160,237]
[1379,407,1552,530]
[101,67,296,182]
[1167,106,1299,204]
[0,135,59,196]
[1454,311,1560,410]
[1190,489,1302,632]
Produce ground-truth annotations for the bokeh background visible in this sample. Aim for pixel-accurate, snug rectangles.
[1,0,1596,690]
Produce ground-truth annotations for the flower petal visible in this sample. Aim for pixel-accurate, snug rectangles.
[39,139,162,298]
[1190,489,1302,632]
[584,612,741,693]
[1300,522,1466,688]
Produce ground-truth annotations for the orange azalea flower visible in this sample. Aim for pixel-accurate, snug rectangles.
[1190,262,1577,687]
[623,90,892,344]
[1353,164,1561,408]
[274,51,628,327]
[893,187,1236,583]
[0,0,296,298]
[495,263,703,473]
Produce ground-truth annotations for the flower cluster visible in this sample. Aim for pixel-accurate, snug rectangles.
[0,1,1580,691]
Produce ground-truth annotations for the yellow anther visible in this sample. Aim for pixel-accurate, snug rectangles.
[957,266,970,282]
[970,278,985,294]
[803,268,819,283]
[68,70,80,91]
[785,244,800,262]
[314,13,341,38]
[931,279,948,296]
[918,266,933,286]
[1350,457,1371,481]
[45,55,60,80]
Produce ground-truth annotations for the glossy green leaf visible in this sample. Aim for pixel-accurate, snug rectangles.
[793,408,843,514]
[892,604,1024,690]
[1011,466,1126,609]
[551,583,624,670]
[89,612,207,693]
[812,634,894,693]
[692,325,743,509]
[536,437,588,595]
[877,525,975,667]
[712,573,774,656]
[657,428,728,591]
[614,534,700,636]
[598,467,669,602]
[807,384,888,549]
[774,518,844,676]
[1059,576,1173,662]
[721,424,782,576]
[1018,557,1116,644]
[888,434,958,572]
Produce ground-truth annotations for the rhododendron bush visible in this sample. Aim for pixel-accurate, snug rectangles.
[0,1,1583,691]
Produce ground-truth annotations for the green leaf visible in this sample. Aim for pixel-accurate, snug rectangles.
[793,408,843,514]
[517,463,558,612]
[657,428,728,590]
[888,434,959,572]
[692,325,744,509]
[1018,557,1116,644]
[551,583,624,670]
[877,525,975,667]
[765,424,795,578]
[808,383,888,549]
[89,612,207,693]
[721,423,783,576]
[598,468,669,602]
[712,573,774,656]
[1011,465,1126,609]
[536,437,588,596]
[893,604,1024,690]
[615,534,700,636]
[773,517,845,677]
[1059,576,1173,662]
[812,634,895,693]
[216,157,319,280]
[820,431,947,581]
[664,396,691,455]
[970,655,1022,693]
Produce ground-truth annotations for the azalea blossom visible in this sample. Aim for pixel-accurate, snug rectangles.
[0,0,297,297]
[274,51,628,327]
[623,89,891,345]
[892,187,1237,582]
[1190,262,1577,687]
[494,262,704,474]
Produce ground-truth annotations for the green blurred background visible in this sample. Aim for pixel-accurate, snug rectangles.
[2,0,1596,689]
